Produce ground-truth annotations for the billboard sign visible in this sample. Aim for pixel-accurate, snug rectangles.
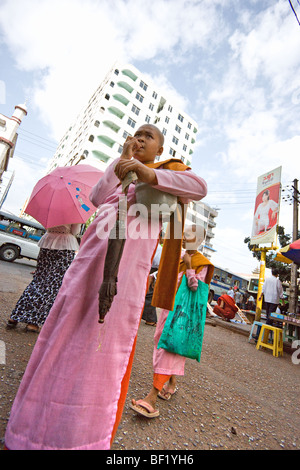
[250,166,281,245]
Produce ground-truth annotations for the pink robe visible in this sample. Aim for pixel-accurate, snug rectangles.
[5,159,207,450]
[153,262,208,376]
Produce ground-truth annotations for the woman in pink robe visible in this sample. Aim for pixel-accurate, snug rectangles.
[5,125,207,450]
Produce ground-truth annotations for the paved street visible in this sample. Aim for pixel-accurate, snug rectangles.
[0,258,300,450]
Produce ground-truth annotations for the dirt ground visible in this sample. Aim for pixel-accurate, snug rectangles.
[0,259,299,451]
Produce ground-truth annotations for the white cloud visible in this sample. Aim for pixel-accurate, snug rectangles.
[1,0,298,273]
[0,0,227,139]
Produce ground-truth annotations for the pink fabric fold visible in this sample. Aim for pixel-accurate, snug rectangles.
[5,159,207,450]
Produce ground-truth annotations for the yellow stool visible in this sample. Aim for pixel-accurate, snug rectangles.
[256,324,283,357]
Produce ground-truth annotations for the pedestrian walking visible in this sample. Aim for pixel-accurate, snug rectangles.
[130,225,214,418]
[6,224,80,332]
[227,287,234,298]
[234,287,242,308]
[258,268,283,325]
[5,124,208,450]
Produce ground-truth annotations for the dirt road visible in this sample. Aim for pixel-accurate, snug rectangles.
[0,259,299,450]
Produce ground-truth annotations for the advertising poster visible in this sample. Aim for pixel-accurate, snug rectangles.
[250,166,282,245]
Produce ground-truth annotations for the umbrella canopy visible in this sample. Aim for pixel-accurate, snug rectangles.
[275,238,300,265]
[25,165,103,228]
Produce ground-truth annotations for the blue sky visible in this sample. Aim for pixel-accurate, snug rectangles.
[0,0,299,274]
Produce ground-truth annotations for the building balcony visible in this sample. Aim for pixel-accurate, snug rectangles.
[108,106,125,120]
[96,134,116,149]
[117,81,134,94]
[102,120,121,134]
[121,69,138,82]
[91,149,112,164]
[113,93,130,106]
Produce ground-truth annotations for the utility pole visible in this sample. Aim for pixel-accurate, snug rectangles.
[290,179,299,314]
[253,245,277,321]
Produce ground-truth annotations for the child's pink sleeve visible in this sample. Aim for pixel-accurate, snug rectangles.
[186,266,208,291]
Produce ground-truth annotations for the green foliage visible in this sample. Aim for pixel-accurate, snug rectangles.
[244,226,299,283]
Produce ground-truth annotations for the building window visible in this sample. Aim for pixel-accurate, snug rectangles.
[168,105,173,112]
[175,124,181,133]
[145,115,150,123]
[127,117,136,128]
[136,92,144,103]
[131,104,140,115]
[105,93,110,100]
[178,113,184,122]
[188,122,192,129]
[181,156,185,162]
[114,69,119,75]
[183,144,187,151]
[185,133,189,140]
[169,147,176,157]
[88,135,94,142]
[110,81,115,87]
[152,91,157,99]
[165,116,170,124]
[94,120,100,127]
[118,145,123,154]
[162,128,167,136]
[123,130,131,139]
[172,136,178,145]
[140,80,148,91]
[149,103,154,111]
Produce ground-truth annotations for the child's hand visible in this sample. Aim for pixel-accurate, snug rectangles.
[120,136,141,160]
[114,158,157,185]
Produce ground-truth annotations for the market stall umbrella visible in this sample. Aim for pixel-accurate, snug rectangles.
[25,165,103,228]
[275,238,300,265]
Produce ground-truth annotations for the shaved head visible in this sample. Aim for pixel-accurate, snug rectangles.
[137,124,164,146]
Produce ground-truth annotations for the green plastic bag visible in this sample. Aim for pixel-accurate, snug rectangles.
[157,275,209,362]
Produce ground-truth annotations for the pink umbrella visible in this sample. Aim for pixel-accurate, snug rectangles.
[25,165,103,228]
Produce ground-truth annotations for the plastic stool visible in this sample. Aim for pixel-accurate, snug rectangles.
[283,323,300,343]
[256,325,283,357]
[248,321,263,342]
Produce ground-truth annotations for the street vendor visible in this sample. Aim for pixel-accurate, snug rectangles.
[213,293,238,321]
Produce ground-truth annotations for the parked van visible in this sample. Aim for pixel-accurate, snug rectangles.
[0,210,45,262]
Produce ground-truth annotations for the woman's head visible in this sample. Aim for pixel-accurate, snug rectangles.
[262,190,270,201]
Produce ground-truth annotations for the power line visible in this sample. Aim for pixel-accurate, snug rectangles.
[20,128,58,146]
[288,0,300,25]
[18,135,56,153]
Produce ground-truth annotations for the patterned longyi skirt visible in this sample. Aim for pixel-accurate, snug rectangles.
[10,248,75,327]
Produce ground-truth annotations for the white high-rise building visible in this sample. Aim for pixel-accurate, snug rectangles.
[47,62,217,256]
[48,63,198,173]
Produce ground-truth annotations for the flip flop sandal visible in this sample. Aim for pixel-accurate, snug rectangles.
[6,319,18,329]
[130,399,159,418]
[158,387,177,401]
[25,324,40,333]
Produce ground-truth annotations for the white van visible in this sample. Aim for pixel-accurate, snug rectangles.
[0,210,45,262]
